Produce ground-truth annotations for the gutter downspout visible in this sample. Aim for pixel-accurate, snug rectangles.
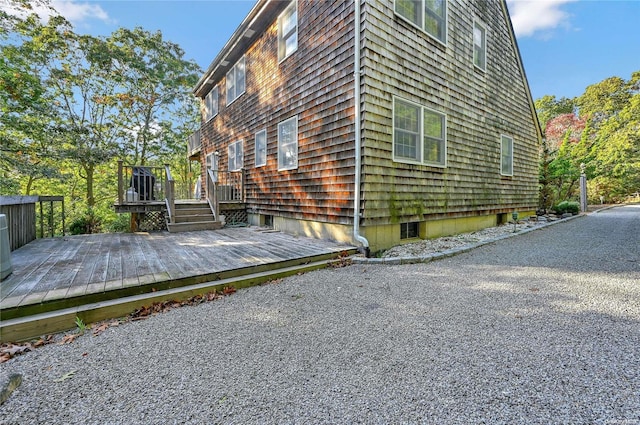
[353,0,370,257]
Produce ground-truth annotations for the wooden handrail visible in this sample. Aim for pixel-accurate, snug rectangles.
[165,164,175,223]
[207,168,219,221]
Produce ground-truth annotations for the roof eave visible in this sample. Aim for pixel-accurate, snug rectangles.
[193,0,285,98]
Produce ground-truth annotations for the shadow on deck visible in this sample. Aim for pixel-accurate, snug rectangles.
[0,228,356,342]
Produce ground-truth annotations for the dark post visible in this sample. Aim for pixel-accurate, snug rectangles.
[117,160,124,205]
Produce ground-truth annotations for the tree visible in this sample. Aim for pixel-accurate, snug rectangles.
[0,9,62,194]
[106,27,201,165]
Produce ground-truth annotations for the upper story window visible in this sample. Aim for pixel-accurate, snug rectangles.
[226,56,246,106]
[501,135,513,176]
[255,129,267,167]
[395,0,447,44]
[278,116,298,171]
[228,140,243,172]
[393,97,446,167]
[278,1,298,62]
[473,19,487,71]
[203,86,218,122]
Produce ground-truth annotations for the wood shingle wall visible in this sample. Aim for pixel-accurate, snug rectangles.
[360,0,539,227]
[198,0,358,225]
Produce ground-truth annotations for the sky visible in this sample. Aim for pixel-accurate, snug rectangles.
[5,0,640,101]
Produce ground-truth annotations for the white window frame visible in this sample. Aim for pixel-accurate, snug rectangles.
[500,134,514,176]
[226,56,246,106]
[228,140,243,172]
[255,129,267,167]
[203,86,218,122]
[394,0,447,45]
[392,97,447,168]
[473,19,487,71]
[278,1,298,62]
[278,116,298,171]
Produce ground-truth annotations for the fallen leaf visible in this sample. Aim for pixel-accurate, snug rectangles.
[53,370,76,382]
[60,334,80,345]
[0,353,11,363]
[92,323,110,336]
[223,286,236,295]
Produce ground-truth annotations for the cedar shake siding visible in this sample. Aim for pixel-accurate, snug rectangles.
[197,0,357,225]
[193,0,541,251]
[360,0,539,227]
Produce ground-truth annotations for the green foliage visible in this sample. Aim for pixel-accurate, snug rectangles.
[1,4,201,234]
[75,316,87,334]
[554,201,580,215]
[69,209,102,235]
[537,70,640,210]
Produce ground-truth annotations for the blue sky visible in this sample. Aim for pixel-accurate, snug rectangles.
[8,0,640,101]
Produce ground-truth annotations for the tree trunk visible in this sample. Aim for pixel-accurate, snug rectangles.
[85,163,95,207]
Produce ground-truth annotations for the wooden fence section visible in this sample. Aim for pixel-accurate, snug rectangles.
[0,196,37,251]
[0,196,65,252]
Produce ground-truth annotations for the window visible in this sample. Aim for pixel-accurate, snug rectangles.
[228,140,243,171]
[501,135,513,176]
[278,116,298,170]
[226,56,246,105]
[255,129,267,167]
[203,86,218,122]
[395,0,447,44]
[473,20,486,71]
[393,97,446,167]
[278,1,298,61]
[400,222,419,239]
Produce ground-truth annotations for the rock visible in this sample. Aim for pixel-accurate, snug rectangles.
[537,216,548,222]
[562,213,573,219]
[0,372,22,405]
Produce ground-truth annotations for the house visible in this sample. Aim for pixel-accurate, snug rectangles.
[189,0,542,254]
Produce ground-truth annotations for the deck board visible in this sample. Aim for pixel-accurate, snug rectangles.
[1,227,354,311]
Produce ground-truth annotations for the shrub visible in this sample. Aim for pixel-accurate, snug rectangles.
[554,201,580,215]
[69,209,102,235]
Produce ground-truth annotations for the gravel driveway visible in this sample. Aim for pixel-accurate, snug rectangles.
[1,205,639,424]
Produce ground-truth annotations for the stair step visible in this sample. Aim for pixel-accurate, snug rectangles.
[175,201,209,208]
[174,214,215,223]
[167,221,223,233]
[173,207,212,216]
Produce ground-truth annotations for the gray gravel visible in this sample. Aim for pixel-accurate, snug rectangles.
[1,205,639,424]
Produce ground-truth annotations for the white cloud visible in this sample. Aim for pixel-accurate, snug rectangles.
[52,1,111,25]
[507,0,577,38]
[0,0,111,27]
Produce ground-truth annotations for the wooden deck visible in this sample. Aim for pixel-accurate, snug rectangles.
[0,227,355,319]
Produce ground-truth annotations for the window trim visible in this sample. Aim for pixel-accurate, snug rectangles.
[500,134,514,177]
[392,96,447,168]
[394,0,447,46]
[226,56,246,106]
[278,0,298,63]
[473,19,487,71]
[255,128,267,167]
[203,86,218,122]
[277,116,298,171]
[228,140,244,172]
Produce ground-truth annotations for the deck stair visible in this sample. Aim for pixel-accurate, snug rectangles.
[167,200,223,233]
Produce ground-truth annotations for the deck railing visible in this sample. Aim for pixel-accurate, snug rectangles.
[217,170,245,202]
[165,165,176,223]
[0,195,65,251]
[117,161,168,204]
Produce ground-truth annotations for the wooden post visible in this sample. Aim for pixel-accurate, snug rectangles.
[117,160,124,205]
[39,200,43,239]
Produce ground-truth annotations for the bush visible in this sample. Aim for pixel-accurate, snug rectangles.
[105,213,130,233]
[69,209,102,235]
[554,201,580,215]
